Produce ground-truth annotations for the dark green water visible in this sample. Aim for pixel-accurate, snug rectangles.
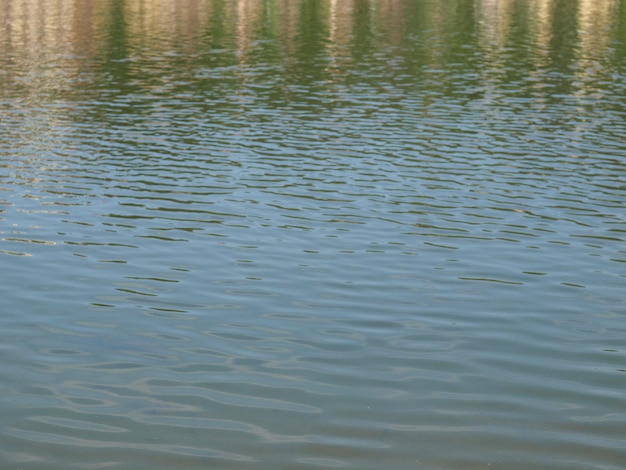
[1,1,625,469]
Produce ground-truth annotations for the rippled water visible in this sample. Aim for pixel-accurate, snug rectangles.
[1,1,625,469]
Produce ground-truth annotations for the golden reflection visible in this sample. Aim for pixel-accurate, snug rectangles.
[0,0,621,96]
[476,0,618,63]
[0,0,79,95]
[235,0,260,55]
[124,0,212,53]
[326,0,354,77]
[577,0,618,63]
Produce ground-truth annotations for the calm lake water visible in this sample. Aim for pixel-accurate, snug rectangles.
[1,1,625,469]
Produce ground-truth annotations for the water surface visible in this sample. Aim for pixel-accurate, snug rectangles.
[1,1,625,469]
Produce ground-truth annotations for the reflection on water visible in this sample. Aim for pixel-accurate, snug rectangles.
[1,1,625,469]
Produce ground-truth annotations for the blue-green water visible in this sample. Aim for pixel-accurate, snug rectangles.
[1,1,625,469]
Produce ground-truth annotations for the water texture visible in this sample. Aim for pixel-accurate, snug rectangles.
[1,1,625,469]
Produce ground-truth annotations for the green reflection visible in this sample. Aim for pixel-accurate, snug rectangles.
[0,0,622,107]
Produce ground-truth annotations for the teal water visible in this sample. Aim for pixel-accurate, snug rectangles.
[1,1,625,469]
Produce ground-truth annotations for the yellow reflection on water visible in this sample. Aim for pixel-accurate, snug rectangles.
[476,0,618,63]
[0,0,621,100]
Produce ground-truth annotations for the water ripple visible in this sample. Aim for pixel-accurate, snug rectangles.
[2,1,626,469]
